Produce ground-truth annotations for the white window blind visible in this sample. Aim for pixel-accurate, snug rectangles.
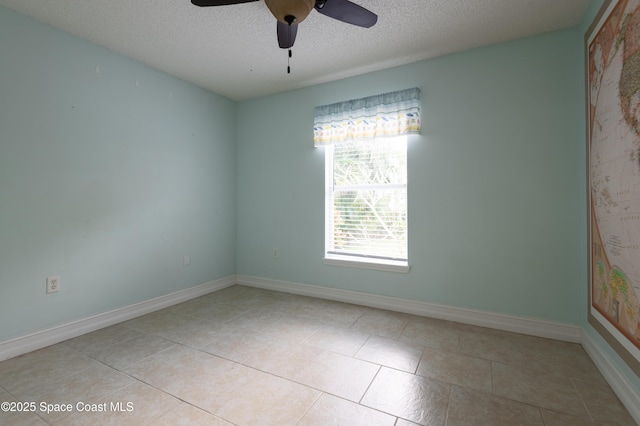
[326,136,407,263]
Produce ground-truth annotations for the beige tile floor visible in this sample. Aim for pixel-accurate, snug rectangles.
[0,285,636,425]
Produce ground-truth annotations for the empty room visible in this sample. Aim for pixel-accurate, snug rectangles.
[1,0,639,424]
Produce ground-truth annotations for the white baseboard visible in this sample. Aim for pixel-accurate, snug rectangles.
[235,275,582,343]
[581,330,640,424]
[0,275,235,362]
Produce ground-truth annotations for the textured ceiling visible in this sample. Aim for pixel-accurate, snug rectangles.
[0,0,590,100]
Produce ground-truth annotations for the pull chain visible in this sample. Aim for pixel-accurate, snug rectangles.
[287,21,292,74]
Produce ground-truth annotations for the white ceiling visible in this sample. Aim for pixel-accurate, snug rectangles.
[0,0,590,101]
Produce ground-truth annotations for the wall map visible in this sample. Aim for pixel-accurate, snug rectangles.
[588,0,640,371]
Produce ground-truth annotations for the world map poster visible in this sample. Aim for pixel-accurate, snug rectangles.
[588,0,640,370]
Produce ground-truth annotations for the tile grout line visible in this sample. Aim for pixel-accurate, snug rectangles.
[292,391,323,425]
[442,384,453,426]
[568,376,597,424]
[57,341,233,424]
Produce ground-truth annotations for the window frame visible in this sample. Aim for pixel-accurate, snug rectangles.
[323,138,410,273]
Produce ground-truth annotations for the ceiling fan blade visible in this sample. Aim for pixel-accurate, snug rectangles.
[277,21,298,49]
[191,0,258,7]
[314,0,377,27]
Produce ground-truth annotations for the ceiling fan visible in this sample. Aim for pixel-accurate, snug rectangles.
[191,0,377,60]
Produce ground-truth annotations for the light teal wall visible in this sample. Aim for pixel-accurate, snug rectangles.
[0,6,237,342]
[237,28,583,324]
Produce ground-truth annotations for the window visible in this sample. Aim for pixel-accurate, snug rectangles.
[324,136,408,271]
[313,88,420,272]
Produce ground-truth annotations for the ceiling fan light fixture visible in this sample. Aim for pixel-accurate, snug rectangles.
[264,0,315,24]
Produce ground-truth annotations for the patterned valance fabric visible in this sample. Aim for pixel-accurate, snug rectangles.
[313,88,421,145]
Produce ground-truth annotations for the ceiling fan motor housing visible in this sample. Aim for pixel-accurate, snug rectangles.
[264,0,316,24]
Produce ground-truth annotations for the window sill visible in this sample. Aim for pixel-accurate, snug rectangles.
[323,255,410,273]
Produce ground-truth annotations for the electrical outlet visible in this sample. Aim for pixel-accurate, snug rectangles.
[273,248,279,258]
[46,276,60,294]
[183,255,190,266]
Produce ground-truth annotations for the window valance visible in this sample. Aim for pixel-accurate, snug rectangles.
[313,87,421,146]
